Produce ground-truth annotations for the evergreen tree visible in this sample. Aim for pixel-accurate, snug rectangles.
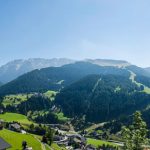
[46,127,54,146]
[122,111,148,150]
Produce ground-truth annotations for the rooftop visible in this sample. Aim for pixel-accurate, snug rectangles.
[0,138,11,150]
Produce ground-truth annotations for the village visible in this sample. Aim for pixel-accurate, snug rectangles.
[0,117,120,150]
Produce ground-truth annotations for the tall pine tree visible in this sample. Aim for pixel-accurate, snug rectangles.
[122,111,148,150]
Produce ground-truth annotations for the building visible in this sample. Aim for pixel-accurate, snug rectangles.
[67,134,87,149]
[68,134,87,144]
[0,138,11,150]
[9,123,21,132]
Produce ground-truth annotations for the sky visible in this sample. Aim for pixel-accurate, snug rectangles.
[0,0,150,67]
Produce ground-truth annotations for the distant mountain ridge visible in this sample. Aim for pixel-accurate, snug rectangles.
[0,58,149,84]
[0,58,131,83]
[145,67,150,73]
[0,58,75,83]
[85,59,130,67]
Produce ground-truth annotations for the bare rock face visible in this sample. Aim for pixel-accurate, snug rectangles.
[85,59,130,68]
[0,58,75,83]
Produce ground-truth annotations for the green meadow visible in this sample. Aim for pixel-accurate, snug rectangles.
[44,90,57,100]
[0,129,42,150]
[87,138,117,148]
[2,94,32,107]
[0,112,32,125]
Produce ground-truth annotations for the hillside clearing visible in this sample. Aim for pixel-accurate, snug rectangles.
[85,123,105,133]
[55,112,70,122]
[129,70,150,94]
[44,90,57,100]
[2,94,32,106]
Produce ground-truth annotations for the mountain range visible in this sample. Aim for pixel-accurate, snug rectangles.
[0,62,131,95]
[0,58,75,83]
[0,58,150,95]
[1,58,150,128]
[0,58,135,83]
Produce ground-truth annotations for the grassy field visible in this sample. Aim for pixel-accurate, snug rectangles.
[143,87,150,94]
[0,113,32,125]
[87,138,117,148]
[55,112,70,122]
[44,90,57,100]
[51,143,66,150]
[45,144,50,150]
[33,134,65,150]
[85,123,105,133]
[2,94,32,107]
[0,129,42,150]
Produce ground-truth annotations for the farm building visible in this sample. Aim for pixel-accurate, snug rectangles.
[9,123,21,132]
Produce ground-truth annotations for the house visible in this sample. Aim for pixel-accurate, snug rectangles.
[67,134,86,149]
[67,134,86,144]
[9,123,21,132]
[0,138,11,150]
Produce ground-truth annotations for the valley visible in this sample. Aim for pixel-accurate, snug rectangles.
[0,59,150,149]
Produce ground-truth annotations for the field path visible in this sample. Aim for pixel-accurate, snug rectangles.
[85,122,105,132]
[85,77,102,111]
[92,78,101,93]
[41,144,46,150]
[33,135,54,150]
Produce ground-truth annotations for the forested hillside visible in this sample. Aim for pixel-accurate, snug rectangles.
[127,65,150,77]
[55,74,150,122]
[135,75,150,88]
[1,61,150,126]
[0,62,130,95]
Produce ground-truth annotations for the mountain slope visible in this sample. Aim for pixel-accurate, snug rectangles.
[0,82,3,86]
[0,62,130,95]
[0,58,134,83]
[1,57,147,84]
[127,65,150,77]
[55,74,150,123]
[0,58,75,83]
[145,67,150,73]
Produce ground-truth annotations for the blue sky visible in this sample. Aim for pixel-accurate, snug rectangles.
[0,0,150,67]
